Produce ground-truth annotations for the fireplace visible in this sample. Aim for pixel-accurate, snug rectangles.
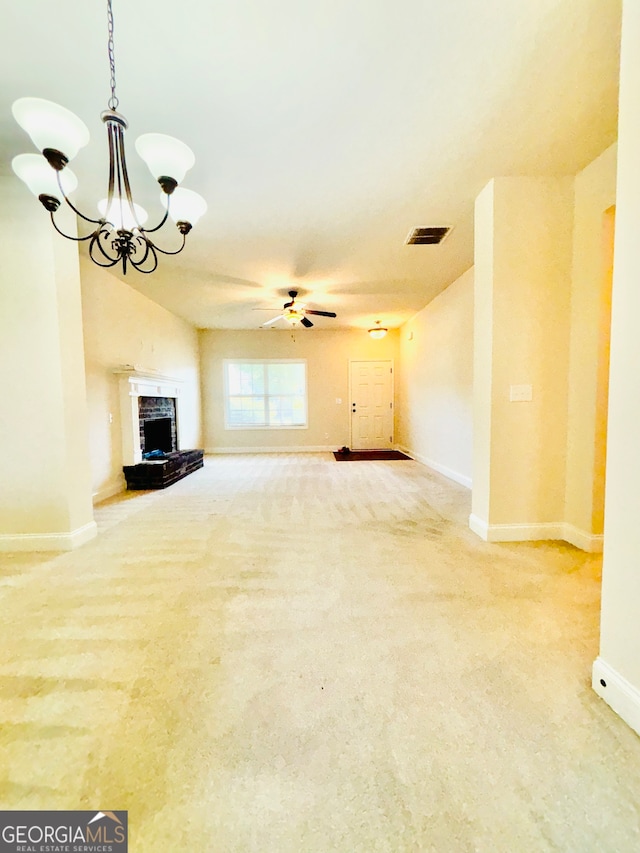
[115,367,203,489]
[114,368,184,465]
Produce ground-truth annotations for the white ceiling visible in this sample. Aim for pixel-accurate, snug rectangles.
[1,0,621,330]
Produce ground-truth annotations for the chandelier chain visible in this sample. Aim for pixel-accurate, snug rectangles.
[107,0,119,110]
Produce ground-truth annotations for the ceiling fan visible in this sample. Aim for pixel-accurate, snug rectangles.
[259,291,337,328]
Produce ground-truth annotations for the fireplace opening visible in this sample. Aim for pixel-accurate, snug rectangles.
[138,396,177,457]
[143,417,174,454]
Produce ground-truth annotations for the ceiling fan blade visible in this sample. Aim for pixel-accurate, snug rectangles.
[304,309,337,318]
[261,314,285,327]
[301,316,314,328]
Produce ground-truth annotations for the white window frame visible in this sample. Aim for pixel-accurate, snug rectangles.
[223,359,308,430]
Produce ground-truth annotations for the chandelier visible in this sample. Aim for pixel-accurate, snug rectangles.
[11,0,207,275]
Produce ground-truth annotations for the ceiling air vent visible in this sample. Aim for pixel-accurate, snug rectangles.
[405,226,451,245]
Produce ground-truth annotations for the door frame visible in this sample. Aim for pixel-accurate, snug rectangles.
[348,359,395,450]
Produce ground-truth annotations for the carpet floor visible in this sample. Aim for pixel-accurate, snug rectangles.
[1,453,639,852]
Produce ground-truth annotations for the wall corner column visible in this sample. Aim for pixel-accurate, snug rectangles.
[0,178,96,551]
[470,176,574,543]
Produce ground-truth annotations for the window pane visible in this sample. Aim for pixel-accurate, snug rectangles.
[228,363,264,396]
[228,396,266,425]
[238,363,264,395]
[227,363,243,395]
[268,362,305,395]
[269,395,305,426]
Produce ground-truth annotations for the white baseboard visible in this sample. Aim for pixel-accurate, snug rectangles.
[562,523,604,553]
[468,515,603,552]
[397,445,472,489]
[592,657,640,738]
[93,478,126,505]
[468,513,489,540]
[0,520,98,553]
[468,515,564,542]
[205,445,336,454]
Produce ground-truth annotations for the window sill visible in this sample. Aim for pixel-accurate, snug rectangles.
[224,424,308,430]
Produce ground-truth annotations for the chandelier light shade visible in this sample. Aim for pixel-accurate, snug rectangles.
[11,153,78,199]
[165,188,208,229]
[10,0,206,275]
[12,97,90,162]
[135,134,195,185]
[368,320,388,339]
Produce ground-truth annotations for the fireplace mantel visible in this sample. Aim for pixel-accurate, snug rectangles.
[114,366,183,465]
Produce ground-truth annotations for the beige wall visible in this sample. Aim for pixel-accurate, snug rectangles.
[0,180,94,547]
[199,329,399,451]
[396,267,474,486]
[565,144,617,544]
[472,177,575,535]
[81,261,201,500]
[595,0,640,729]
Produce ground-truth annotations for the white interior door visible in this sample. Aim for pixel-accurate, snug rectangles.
[349,360,394,450]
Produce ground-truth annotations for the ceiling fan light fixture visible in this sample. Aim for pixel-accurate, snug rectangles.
[368,320,388,339]
[259,290,336,329]
[285,308,305,324]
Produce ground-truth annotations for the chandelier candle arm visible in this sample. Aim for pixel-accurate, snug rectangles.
[139,194,172,236]
[49,212,99,243]
[55,170,103,226]
[149,233,188,256]
[10,0,206,275]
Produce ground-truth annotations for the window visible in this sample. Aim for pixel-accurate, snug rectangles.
[224,360,307,429]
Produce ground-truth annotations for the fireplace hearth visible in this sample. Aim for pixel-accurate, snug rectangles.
[123,449,204,489]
